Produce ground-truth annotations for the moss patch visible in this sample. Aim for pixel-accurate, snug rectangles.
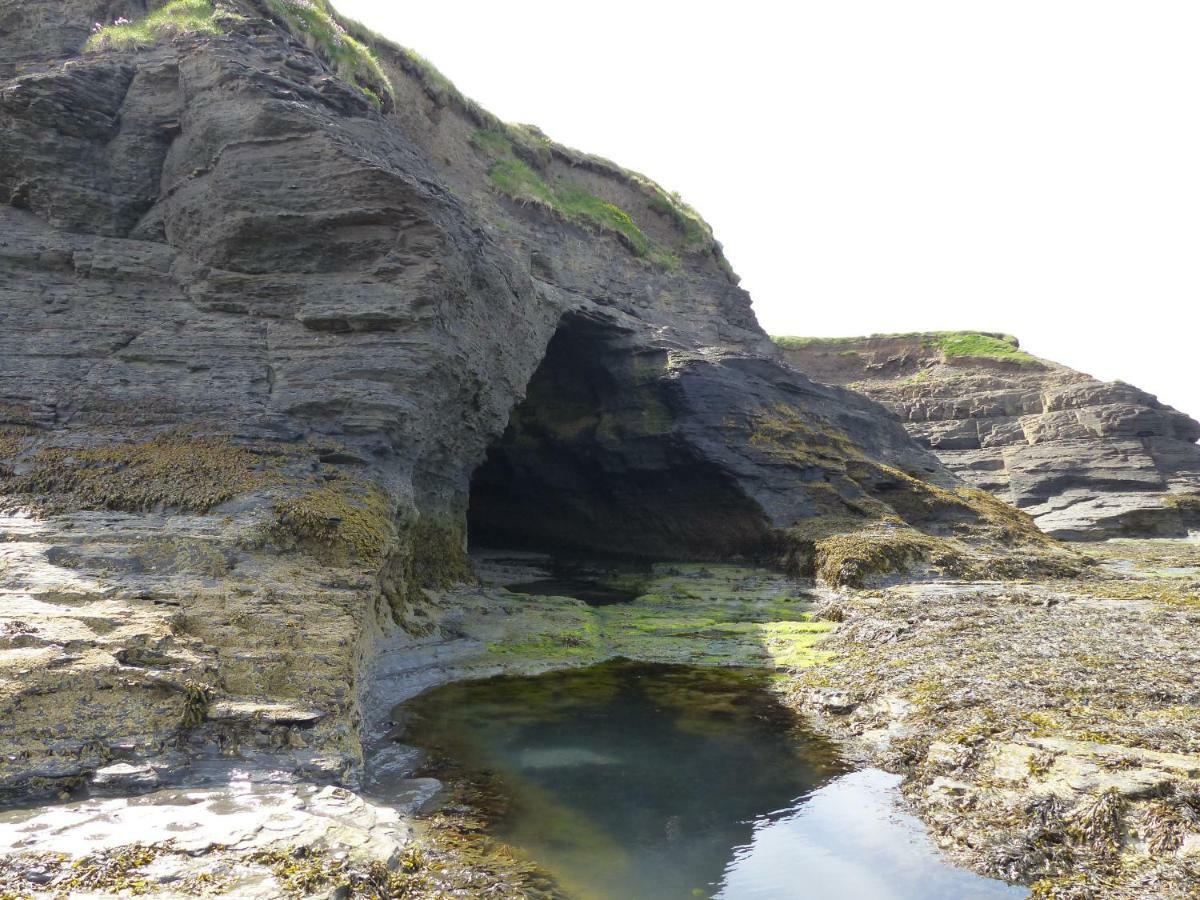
[744,400,1070,585]
[407,518,473,587]
[272,478,394,567]
[4,433,275,513]
[778,482,1071,587]
[85,0,227,51]
[437,565,835,672]
[747,403,867,472]
[810,527,945,588]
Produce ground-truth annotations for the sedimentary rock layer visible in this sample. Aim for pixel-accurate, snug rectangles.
[777,333,1200,538]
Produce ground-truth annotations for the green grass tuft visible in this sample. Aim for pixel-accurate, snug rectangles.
[487,157,557,207]
[933,332,1039,364]
[773,335,872,349]
[396,47,459,101]
[475,129,669,261]
[645,187,711,248]
[469,128,513,157]
[553,181,651,256]
[774,331,1041,365]
[265,0,393,98]
[84,0,224,51]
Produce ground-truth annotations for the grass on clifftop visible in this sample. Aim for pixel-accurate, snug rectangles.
[774,331,1040,365]
[323,9,735,277]
[84,0,391,107]
[934,332,1038,363]
[84,0,225,51]
[265,0,392,100]
[474,129,680,266]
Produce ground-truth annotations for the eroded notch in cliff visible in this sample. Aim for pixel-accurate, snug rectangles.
[467,312,770,560]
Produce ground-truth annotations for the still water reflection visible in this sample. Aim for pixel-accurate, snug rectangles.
[398,661,1026,899]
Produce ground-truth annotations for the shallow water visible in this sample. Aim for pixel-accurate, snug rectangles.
[506,575,643,606]
[397,661,1026,900]
[504,558,650,606]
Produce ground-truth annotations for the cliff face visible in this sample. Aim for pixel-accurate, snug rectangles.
[777,333,1200,539]
[0,0,1066,802]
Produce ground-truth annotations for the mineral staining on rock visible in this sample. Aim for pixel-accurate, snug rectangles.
[776,332,1200,539]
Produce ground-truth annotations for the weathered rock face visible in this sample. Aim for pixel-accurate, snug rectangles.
[468,311,944,561]
[0,0,1052,805]
[777,333,1200,538]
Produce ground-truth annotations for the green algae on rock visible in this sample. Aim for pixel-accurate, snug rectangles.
[405,564,834,677]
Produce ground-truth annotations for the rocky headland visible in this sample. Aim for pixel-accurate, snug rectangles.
[776,332,1200,540]
[0,2,1197,899]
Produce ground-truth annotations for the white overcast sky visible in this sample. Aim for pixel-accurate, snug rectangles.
[337,0,1199,419]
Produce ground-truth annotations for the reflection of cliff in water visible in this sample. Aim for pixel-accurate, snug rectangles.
[395,660,1026,900]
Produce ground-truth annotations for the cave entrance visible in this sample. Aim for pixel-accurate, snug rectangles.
[466,312,771,564]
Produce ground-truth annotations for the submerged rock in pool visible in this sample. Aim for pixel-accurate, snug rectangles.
[518,747,623,769]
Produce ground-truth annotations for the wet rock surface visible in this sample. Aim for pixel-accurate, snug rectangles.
[778,334,1200,539]
[2,540,1196,897]
[791,538,1200,898]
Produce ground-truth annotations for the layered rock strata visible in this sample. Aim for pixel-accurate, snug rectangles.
[777,333,1200,538]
